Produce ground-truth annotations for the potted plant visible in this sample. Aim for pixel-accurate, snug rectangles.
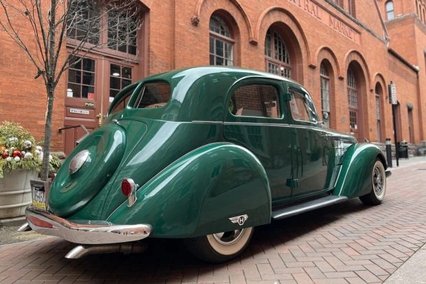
[0,121,61,219]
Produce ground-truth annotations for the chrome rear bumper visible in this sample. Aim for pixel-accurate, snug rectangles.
[26,207,151,244]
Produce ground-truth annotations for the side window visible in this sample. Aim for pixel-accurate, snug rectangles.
[289,91,317,123]
[230,84,281,118]
[134,82,171,109]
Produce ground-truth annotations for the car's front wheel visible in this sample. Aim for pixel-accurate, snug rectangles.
[185,227,254,263]
[360,159,386,205]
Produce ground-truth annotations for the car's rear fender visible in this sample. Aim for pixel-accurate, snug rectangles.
[107,142,272,238]
[333,143,387,198]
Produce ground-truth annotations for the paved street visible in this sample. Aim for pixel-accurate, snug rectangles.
[0,158,426,283]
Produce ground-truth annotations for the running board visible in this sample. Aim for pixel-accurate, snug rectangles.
[272,196,348,220]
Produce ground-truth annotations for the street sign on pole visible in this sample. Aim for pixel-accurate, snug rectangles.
[389,82,397,105]
[388,81,399,166]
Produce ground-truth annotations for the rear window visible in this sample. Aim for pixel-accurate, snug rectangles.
[133,82,171,109]
[109,84,137,115]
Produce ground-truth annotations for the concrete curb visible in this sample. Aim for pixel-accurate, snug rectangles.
[384,244,426,283]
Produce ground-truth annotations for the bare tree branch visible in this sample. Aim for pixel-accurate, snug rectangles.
[34,0,49,80]
[0,0,44,76]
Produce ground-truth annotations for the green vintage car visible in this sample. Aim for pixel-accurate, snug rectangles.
[23,67,390,262]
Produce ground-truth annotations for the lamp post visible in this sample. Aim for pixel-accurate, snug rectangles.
[385,138,392,167]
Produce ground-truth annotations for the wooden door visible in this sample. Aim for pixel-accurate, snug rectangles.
[62,56,100,155]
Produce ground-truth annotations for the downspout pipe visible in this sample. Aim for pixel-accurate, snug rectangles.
[374,0,390,46]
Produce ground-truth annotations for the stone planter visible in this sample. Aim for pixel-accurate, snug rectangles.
[0,170,38,219]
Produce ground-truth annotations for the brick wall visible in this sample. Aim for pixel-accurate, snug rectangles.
[0,3,64,151]
[0,0,425,153]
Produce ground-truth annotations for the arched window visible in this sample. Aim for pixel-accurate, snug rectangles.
[385,1,395,20]
[347,68,358,134]
[320,62,330,127]
[265,29,291,78]
[375,83,384,142]
[209,15,234,66]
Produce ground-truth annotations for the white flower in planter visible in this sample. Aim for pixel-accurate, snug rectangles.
[23,140,32,149]
[7,137,18,145]
[24,152,33,159]
[14,156,20,162]
[6,157,12,162]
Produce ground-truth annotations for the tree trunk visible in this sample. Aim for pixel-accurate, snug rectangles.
[39,0,58,181]
[41,88,55,181]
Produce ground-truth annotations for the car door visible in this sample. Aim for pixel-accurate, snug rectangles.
[223,78,294,203]
[286,86,336,197]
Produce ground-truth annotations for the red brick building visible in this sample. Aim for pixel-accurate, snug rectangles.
[0,0,425,154]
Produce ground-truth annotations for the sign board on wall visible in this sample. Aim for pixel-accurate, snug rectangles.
[389,82,397,105]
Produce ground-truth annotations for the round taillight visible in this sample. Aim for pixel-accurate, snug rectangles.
[121,178,135,196]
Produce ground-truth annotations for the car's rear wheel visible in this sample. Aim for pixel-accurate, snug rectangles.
[360,159,386,205]
[185,227,254,263]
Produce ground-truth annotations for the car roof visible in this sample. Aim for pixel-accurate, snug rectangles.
[129,67,306,122]
[142,66,299,86]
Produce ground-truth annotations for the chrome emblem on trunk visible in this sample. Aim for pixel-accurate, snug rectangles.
[229,214,248,226]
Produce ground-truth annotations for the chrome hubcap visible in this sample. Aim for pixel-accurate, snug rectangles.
[212,229,245,246]
[373,166,384,197]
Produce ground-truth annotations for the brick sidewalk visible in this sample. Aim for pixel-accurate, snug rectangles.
[0,159,426,283]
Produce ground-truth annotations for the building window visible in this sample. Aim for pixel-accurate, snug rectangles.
[375,84,383,142]
[331,0,344,8]
[408,106,415,143]
[109,64,132,102]
[348,0,356,16]
[347,68,358,133]
[423,7,426,23]
[386,1,395,20]
[66,1,143,102]
[320,63,330,127]
[67,56,95,99]
[67,0,140,55]
[209,16,234,66]
[265,30,291,78]
[107,9,138,55]
[66,0,100,44]
[415,0,426,23]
